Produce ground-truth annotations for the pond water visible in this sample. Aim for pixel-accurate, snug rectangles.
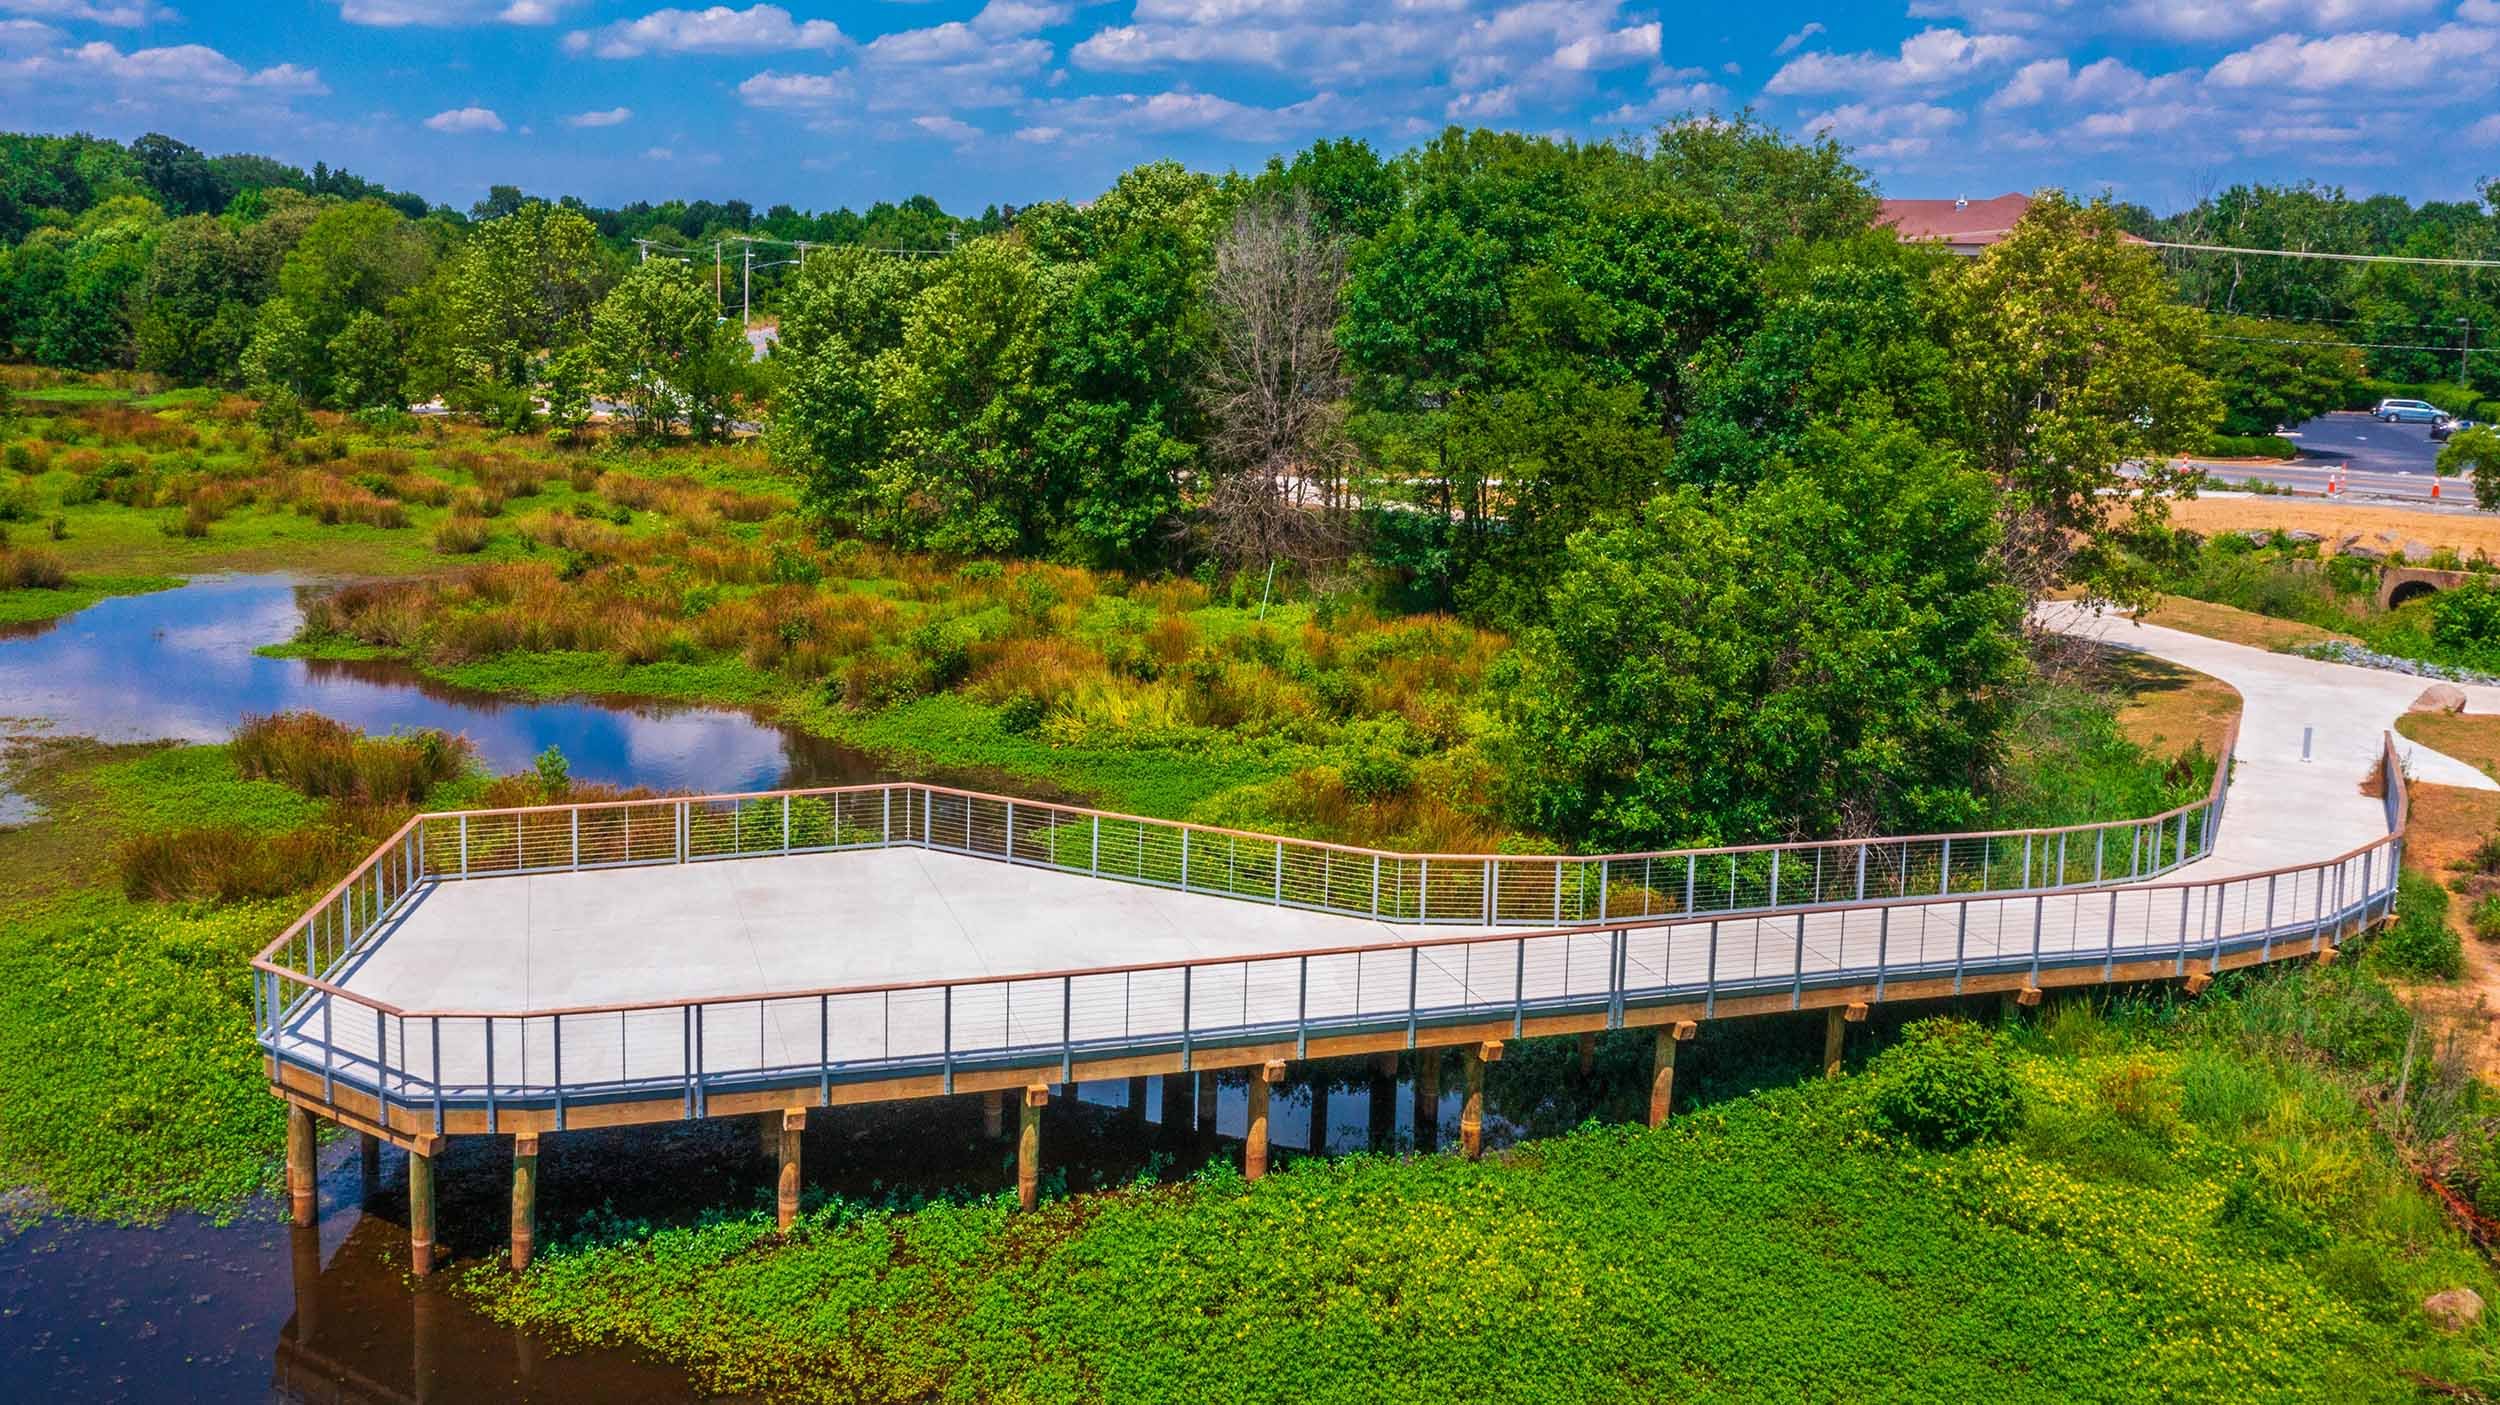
[0,574,890,799]
[0,575,1584,1401]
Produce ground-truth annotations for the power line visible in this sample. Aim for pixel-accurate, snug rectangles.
[2146,239,2500,269]
[2201,332,2478,355]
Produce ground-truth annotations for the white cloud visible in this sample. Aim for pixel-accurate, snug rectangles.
[1909,0,2440,39]
[1774,22,1821,56]
[0,0,174,25]
[1803,99,1963,158]
[1596,78,1729,126]
[913,114,983,144]
[1986,56,2152,110]
[1020,87,1351,141]
[565,5,843,59]
[970,0,1070,35]
[1071,0,1661,126]
[1013,124,1063,142]
[2466,0,2500,24]
[423,104,505,132]
[564,105,632,127]
[1765,26,2025,96]
[2208,23,2500,92]
[737,68,848,110]
[335,0,570,25]
[0,17,59,48]
[2470,113,2500,143]
[65,40,326,95]
[642,145,674,159]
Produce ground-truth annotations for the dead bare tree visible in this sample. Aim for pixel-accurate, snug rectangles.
[1197,191,1356,570]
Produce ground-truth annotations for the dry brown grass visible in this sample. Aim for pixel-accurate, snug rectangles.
[2081,648,2242,762]
[2387,712,2500,1079]
[2126,595,2350,651]
[2166,495,2500,563]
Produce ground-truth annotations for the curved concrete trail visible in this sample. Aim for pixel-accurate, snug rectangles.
[2038,602,2496,883]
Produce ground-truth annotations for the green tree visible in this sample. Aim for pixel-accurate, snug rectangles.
[769,332,888,530]
[587,259,754,440]
[1639,111,1880,261]
[2190,314,2363,436]
[866,237,1067,552]
[277,201,433,345]
[1497,417,2027,848]
[325,310,404,410]
[1930,192,2221,602]
[240,296,317,394]
[134,215,255,383]
[2444,426,2500,511]
[542,343,595,442]
[1675,234,1955,489]
[1040,221,1209,565]
[440,201,609,391]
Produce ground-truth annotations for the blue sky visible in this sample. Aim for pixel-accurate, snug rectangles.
[3,1,2497,215]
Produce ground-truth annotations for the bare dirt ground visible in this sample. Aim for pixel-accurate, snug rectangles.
[2393,713,2500,1081]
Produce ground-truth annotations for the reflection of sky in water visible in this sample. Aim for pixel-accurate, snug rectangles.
[0,576,875,793]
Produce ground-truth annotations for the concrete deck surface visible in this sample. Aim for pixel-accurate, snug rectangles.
[278,608,2462,1100]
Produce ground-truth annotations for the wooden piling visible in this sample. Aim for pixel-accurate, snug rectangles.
[1245,1061,1284,1181]
[1127,1075,1150,1125]
[509,1133,538,1272]
[1577,1032,1597,1076]
[1461,1041,1502,1160]
[1017,1085,1048,1211]
[1195,1068,1217,1137]
[982,1088,1004,1140]
[1160,1073,1191,1141]
[1303,1072,1329,1152]
[757,1111,782,1160]
[1414,1049,1441,1151]
[1650,1021,1696,1127]
[408,1142,437,1277]
[286,1103,317,1227]
[777,1109,805,1233]
[360,1131,381,1198]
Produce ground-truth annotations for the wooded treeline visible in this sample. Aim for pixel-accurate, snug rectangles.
[6,120,2490,846]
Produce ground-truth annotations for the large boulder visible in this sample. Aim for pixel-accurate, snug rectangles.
[2402,540,2433,564]
[2424,1288,2485,1333]
[2409,683,2468,716]
[2286,530,2324,544]
[2343,544,2387,563]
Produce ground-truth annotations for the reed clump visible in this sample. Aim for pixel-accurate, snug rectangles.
[229,711,470,804]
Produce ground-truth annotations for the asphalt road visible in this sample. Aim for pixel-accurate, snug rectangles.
[2277,411,2446,475]
[2183,410,2473,506]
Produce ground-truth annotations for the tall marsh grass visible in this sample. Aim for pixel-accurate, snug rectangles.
[229,711,469,804]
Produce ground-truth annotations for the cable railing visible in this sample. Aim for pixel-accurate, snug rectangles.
[249,724,2405,1134]
[361,715,2235,934]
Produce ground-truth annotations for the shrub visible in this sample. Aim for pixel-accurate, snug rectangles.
[2202,433,2298,460]
[116,822,371,902]
[2472,893,2500,944]
[2213,1176,2326,1260]
[1868,1017,2023,1150]
[0,479,37,521]
[2374,870,2461,979]
[230,711,469,803]
[0,547,69,589]
[433,515,492,555]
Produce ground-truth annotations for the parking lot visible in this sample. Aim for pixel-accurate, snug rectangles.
[2281,411,2448,476]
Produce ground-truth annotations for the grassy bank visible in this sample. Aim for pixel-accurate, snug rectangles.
[456,971,2499,1402]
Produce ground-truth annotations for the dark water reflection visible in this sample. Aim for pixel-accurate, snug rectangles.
[0,575,892,794]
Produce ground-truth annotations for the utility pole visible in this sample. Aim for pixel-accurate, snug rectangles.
[634,238,649,265]
[2461,317,2473,386]
[713,241,722,312]
[742,241,752,328]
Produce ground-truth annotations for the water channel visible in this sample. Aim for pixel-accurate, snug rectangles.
[0,576,1609,1402]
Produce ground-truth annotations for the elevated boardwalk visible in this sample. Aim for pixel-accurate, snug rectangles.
[256,608,2471,1272]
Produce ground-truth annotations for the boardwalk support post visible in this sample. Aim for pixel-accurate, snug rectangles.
[1246,1061,1284,1181]
[1825,1003,1867,1079]
[510,1132,539,1272]
[1577,1032,1597,1077]
[360,1131,381,1198]
[982,1089,1004,1140]
[1127,1075,1150,1127]
[286,1104,317,1227]
[1650,1021,1696,1127]
[777,1110,805,1233]
[409,1139,438,1277]
[1462,1041,1503,1160]
[1195,1069,1217,1139]
[1415,1049,1442,1150]
[1017,1085,1048,1211]
[1161,1073,1191,1142]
